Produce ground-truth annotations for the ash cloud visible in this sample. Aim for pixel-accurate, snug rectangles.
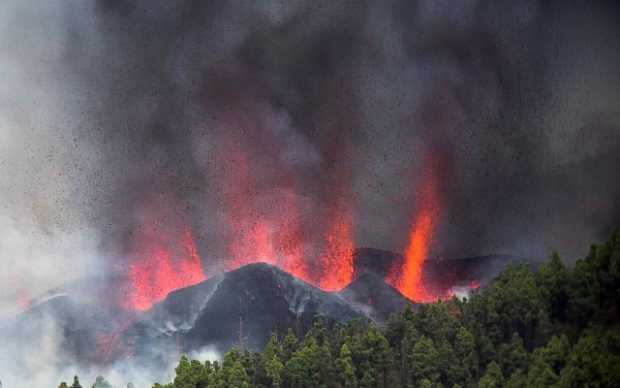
[70,0,620,263]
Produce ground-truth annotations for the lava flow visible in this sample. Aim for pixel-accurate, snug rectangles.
[387,158,443,302]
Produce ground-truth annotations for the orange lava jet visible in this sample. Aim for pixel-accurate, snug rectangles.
[124,223,206,311]
[218,141,315,283]
[318,199,354,291]
[387,157,443,302]
[216,130,353,289]
[122,124,358,309]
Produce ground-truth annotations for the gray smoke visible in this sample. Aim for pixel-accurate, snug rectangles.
[76,0,620,263]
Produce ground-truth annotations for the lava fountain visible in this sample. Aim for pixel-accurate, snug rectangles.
[218,146,311,281]
[124,216,206,311]
[318,192,355,291]
[387,157,443,302]
[215,124,354,289]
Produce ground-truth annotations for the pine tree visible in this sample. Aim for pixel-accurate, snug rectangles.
[282,328,299,364]
[452,326,476,385]
[536,252,569,320]
[262,337,284,388]
[409,336,440,384]
[284,337,321,388]
[318,340,336,386]
[364,326,391,387]
[227,359,251,388]
[91,375,113,388]
[478,362,503,388]
[70,376,83,388]
[359,369,374,388]
[338,343,357,388]
[498,333,529,377]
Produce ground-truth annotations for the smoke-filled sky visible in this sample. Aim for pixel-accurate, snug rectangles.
[1,0,620,312]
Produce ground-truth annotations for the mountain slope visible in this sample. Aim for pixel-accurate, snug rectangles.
[122,263,365,362]
[182,263,363,352]
[339,272,413,324]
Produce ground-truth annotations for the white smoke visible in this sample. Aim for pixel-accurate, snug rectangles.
[0,1,109,387]
[0,0,103,315]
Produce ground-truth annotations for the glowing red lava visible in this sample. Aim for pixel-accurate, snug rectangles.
[318,199,354,291]
[272,190,311,283]
[123,148,446,311]
[218,142,316,283]
[213,128,356,290]
[387,158,443,302]
[124,224,206,311]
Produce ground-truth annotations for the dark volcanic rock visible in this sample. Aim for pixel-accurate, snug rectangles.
[339,272,412,324]
[353,248,403,279]
[182,263,363,353]
[3,293,136,366]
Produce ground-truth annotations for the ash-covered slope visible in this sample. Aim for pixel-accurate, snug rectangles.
[339,272,413,324]
[1,292,136,367]
[181,263,363,352]
[125,263,365,360]
[353,248,403,278]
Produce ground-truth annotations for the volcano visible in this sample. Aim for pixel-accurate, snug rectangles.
[126,262,365,362]
[3,250,533,368]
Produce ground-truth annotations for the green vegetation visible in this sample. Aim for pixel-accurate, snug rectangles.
[62,230,620,388]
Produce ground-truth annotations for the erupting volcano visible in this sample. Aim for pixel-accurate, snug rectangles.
[120,151,448,310]
[219,149,304,274]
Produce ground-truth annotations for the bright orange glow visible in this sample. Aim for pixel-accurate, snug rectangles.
[398,208,436,301]
[124,220,206,311]
[319,202,354,291]
[221,150,305,273]
[122,126,359,310]
[387,157,443,302]
[275,190,311,283]
[217,135,353,289]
